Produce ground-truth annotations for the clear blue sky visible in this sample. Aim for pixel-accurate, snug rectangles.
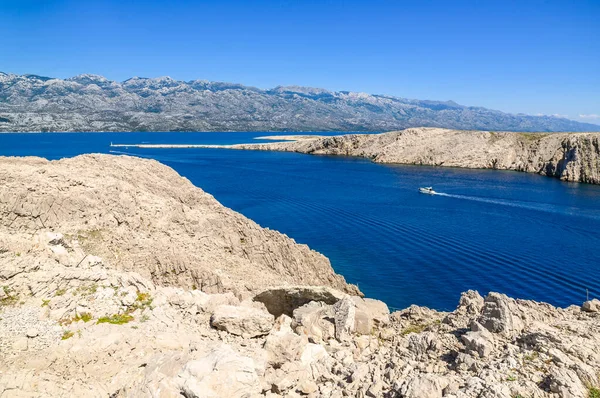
[1,0,598,124]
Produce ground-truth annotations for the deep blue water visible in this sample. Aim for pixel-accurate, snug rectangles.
[2,132,600,311]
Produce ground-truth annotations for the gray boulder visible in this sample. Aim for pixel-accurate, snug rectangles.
[333,297,356,341]
[477,293,524,337]
[210,305,274,338]
[292,301,335,342]
[582,299,600,313]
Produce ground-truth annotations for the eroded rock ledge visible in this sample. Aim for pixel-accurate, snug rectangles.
[229,128,600,184]
[1,155,599,398]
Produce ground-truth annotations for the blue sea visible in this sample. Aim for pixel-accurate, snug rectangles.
[2,132,600,311]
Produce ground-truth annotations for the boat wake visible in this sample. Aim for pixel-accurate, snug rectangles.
[433,191,600,220]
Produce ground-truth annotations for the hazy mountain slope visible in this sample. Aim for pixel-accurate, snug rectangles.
[0,72,597,132]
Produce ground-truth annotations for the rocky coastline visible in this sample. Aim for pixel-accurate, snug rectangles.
[227,128,600,185]
[1,154,599,397]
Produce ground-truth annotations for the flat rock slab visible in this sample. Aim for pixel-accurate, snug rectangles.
[210,305,274,338]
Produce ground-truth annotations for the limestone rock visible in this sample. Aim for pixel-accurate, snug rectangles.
[177,344,262,398]
[333,297,356,341]
[407,332,441,359]
[264,327,308,367]
[0,154,358,296]
[478,293,524,337]
[26,329,39,338]
[297,380,318,395]
[210,305,274,338]
[461,323,494,358]
[292,301,335,342]
[400,374,450,398]
[582,299,600,313]
[352,296,390,335]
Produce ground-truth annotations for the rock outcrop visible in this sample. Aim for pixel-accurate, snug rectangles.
[1,154,599,397]
[0,154,358,297]
[229,128,600,184]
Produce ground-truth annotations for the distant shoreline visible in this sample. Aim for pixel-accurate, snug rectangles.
[109,134,323,148]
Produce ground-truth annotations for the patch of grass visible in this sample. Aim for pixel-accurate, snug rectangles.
[59,312,93,326]
[15,252,21,257]
[55,289,67,297]
[75,284,98,296]
[400,323,427,336]
[41,299,50,307]
[589,387,600,398]
[523,351,539,362]
[506,375,517,382]
[1,286,18,307]
[97,313,134,325]
[77,312,93,323]
[140,314,150,323]
[519,132,549,142]
[61,330,74,340]
[136,292,152,307]
[129,291,153,312]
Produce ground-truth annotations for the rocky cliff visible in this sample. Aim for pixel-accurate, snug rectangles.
[0,154,357,296]
[231,128,600,184]
[1,72,599,133]
[1,155,599,398]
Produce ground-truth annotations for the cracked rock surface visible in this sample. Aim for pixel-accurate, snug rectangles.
[0,154,599,397]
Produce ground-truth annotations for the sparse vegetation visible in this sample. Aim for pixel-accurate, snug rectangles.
[519,132,549,142]
[589,386,600,398]
[129,291,153,312]
[1,286,18,307]
[59,312,93,326]
[61,330,75,340]
[97,313,134,325]
[55,288,67,297]
[523,351,539,362]
[41,299,50,307]
[401,323,427,336]
[75,284,98,296]
[77,312,93,323]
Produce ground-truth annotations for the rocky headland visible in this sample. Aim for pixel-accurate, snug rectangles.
[1,154,599,397]
[227,128,600,184]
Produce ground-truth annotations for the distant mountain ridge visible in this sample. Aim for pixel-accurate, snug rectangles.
[0,72,597,132]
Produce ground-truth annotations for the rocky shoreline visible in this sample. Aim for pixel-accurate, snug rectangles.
[225,128,600,185]
[1,155,599,397]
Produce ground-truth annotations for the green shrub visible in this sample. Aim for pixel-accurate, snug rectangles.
[97,313,134,325]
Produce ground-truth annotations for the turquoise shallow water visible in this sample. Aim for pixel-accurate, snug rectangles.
[2,132,600,311]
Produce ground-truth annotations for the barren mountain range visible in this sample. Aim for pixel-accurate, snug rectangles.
[1,72,598,133]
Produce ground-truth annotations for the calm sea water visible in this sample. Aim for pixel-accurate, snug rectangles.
[2,132,600,311]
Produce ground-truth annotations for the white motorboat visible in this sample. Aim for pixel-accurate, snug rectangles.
[419,187,436,195]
